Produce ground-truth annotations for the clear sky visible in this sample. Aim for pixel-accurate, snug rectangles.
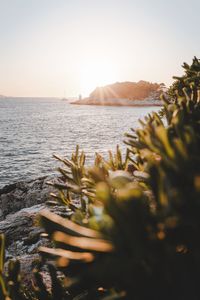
[0,0,200,97]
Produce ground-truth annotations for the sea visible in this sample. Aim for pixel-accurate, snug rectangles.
[0,97,160,188]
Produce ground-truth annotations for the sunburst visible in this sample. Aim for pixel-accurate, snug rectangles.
[80,59,118,97]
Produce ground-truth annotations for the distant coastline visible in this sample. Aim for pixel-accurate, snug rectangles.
[72,81,165,107]
[72,98,163,107]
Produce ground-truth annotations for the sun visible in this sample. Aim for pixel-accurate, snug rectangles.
[80,59,118,97]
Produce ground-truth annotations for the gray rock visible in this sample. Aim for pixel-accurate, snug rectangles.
[1,204,44,256]
[0,176,73,282]
[0,176,57,221]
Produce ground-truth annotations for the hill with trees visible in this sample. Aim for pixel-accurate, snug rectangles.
[73,81,165,106]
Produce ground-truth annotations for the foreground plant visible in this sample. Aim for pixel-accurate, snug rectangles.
[1,57,200,300]
[0,234,70,300]
[38,57,200,299]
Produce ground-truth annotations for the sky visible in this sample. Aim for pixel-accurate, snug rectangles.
[0,0,200,97]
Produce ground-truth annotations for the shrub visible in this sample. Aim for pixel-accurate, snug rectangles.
[1,57,200,300]
[40,57,200,299]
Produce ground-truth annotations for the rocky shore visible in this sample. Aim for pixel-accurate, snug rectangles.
[0,176,72,278]
[72,97,163,106]
[72,81,165,106]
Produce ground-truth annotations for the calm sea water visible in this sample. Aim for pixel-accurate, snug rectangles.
[0,98,159,188]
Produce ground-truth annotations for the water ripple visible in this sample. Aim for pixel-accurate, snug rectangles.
[0,98,159,187]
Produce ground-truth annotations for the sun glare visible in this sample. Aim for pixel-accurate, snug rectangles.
[80,59,118,97]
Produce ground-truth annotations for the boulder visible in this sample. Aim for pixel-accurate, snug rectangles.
[0,176,73,280]
[0,176,55,220]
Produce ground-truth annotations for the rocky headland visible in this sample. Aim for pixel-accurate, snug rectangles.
[73,81,165,106]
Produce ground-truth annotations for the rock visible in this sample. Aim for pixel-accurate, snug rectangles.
[0,176,74,282]
[0,204,44,255]
[4,253,40,289]
[0,176,55,221]
[72,81,164,106]
[0,203,73,258]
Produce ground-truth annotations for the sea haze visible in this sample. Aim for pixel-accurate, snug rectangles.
[0,98,159,188]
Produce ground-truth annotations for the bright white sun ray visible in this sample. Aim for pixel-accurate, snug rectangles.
[79,59,118,97]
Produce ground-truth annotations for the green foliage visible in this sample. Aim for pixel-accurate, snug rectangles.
[2,57,200,299]
[0,234,26,300]
[40,57,200,299]
[168,56,200,101]
[0,235,69,300]
[48,145,129,220]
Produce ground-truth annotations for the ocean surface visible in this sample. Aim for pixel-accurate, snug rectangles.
[0,98,159,188]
